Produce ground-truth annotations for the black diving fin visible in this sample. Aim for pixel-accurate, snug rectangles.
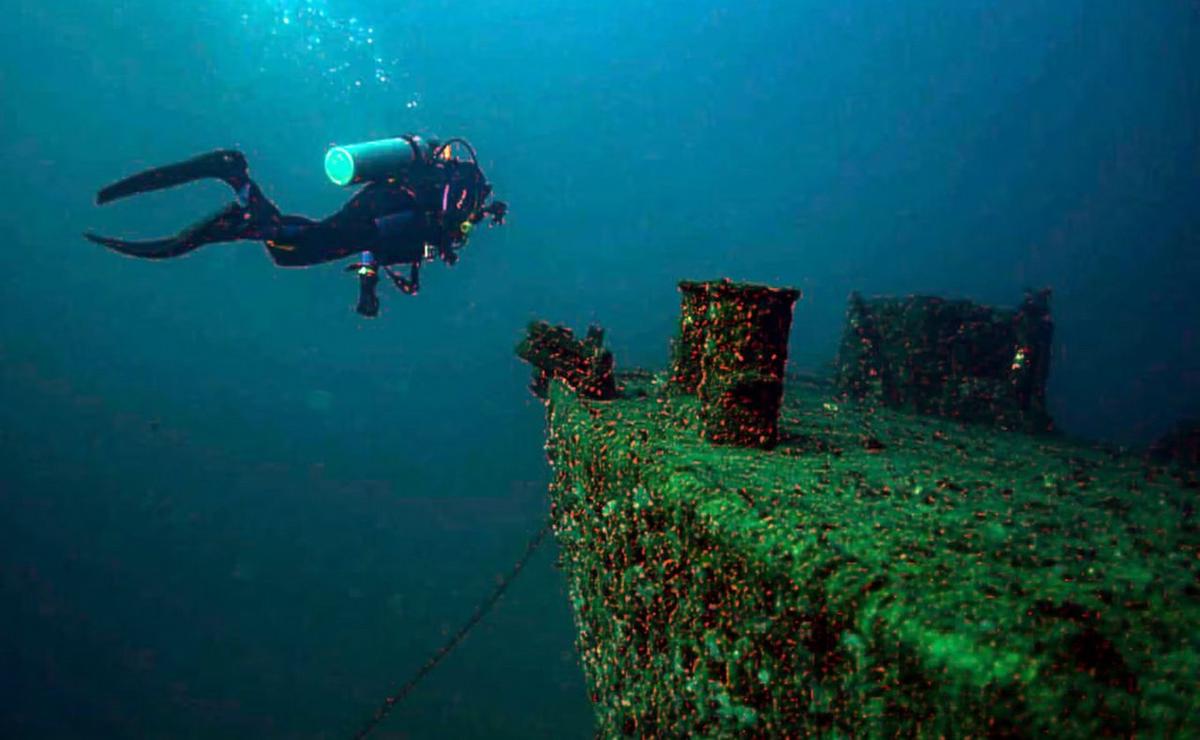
[94,149,249,205]
[86,149,277,259]
[84,202,249,259]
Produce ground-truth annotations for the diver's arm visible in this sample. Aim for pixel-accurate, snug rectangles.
[384,263,420,295]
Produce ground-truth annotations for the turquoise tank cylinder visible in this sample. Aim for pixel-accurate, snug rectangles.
[324,137,423,186]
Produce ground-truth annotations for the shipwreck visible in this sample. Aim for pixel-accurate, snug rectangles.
[518,279,1198,737]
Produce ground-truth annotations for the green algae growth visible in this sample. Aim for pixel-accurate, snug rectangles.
[543,372,1199,737]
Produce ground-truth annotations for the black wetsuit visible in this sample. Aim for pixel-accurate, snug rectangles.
[86,146,505,315]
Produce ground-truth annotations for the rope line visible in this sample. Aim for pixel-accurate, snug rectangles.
[350,516,554,740]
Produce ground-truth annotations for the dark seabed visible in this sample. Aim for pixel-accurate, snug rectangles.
[0,1,1197,737]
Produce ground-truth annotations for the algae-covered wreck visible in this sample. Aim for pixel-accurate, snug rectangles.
[519,280,1198,737]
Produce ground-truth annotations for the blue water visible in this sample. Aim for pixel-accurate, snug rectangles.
[1,1,1196,737]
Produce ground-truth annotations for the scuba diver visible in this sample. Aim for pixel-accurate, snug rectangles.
[85,135,507,317]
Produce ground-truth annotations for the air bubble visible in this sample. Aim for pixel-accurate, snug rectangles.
[238,1,413,98]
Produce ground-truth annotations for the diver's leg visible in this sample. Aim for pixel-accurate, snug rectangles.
[260,215,364,267]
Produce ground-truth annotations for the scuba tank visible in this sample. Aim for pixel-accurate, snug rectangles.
[324,135,429,187]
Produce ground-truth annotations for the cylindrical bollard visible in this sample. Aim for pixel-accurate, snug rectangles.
[695,279,801,448]
[669,281,712,394]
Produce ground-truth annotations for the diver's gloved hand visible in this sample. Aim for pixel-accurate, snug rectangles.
[481,200,508,226]
[346,261,380,317]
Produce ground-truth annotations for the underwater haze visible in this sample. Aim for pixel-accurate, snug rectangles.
[1,0,1197,737]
